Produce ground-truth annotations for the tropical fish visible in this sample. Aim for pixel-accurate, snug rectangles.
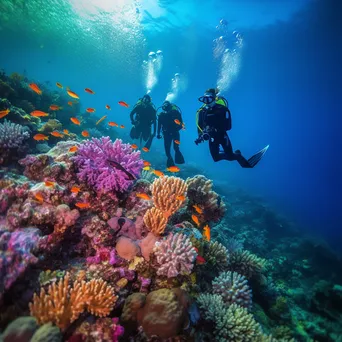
[167,166,180,173]
[0,109,10,119]
[71,186,81,193]
[56,82,63,89]
[108,121,118,127]
[29,83,42,95]
[96,115,107,125]
[136,193,151,200]
[196,255,206,265]
[105,105,111,110]
[35,192,44,202]
[193,204,203,214]
[143,166,150,171]
[152,169,164,177]
[69,146,78,153]
[118,101,129,108]
[142,147,149,152]
[81,130,89,137]
[33,134,49,141]
[70,117,81,125]
[50,131,64,138]
[85,88,95,94]
[44,181,55,187]
[49,105,61,111]
[174,119,181,125]
[67,90,80,99]
[203,224,211,242]
[176,195,186,201]
[75,202,91,209]
[63,129,69,135]
[67,101,73,106]
[31,110,48,117]
[174,140,180,145]
[86,108,95,113]
[120,125,125,129]
[143,161,151,167]
[191,214,200,226]
[131,144,138,149]
[107,159,136,181]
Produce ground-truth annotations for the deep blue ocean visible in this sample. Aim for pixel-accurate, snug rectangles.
[1,0,341,248]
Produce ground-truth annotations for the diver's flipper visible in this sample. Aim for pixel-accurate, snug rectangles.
[130,126,138,140]
[247,145,269,168]
[167,157,175,168]
[175,150,185,164]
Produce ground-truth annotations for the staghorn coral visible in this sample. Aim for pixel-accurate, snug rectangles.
[204,240,229,271]
[150,176,187,218]
[212,271,252,310]
[153,233,197,278]
[144,207,168,236]
[228,250,267,279]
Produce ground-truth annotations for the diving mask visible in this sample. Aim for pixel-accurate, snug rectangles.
[162,101,171,111]
[198,94,215,105]
[142,95,151,103]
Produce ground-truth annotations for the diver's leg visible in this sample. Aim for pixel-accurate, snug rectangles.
[209,136,222,162]
[143,126,154,150]
[173,131,185,164]
[164,133,174,167]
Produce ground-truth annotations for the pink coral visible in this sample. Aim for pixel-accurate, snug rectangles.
[115,236,141,261]
[139,232,159,261]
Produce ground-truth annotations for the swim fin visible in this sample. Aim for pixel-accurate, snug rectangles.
[175,150,185,164]
[247,145,269,168]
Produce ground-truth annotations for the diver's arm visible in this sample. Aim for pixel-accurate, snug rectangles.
[130,107,137,123]
[196,108,204,135]
[152,108,157,136]
[157,114,162,136]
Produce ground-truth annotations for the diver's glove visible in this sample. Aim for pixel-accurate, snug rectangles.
[157,135,162,139]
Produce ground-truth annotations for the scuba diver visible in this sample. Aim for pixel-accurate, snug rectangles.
[195,88,269,168]
[130,94,157,150]
[157,100,185,167]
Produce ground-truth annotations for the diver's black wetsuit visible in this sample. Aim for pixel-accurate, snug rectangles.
[130,102,156,148]
[157,108,185,167]
[197,103,252,168]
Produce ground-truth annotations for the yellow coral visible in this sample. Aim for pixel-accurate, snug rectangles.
[38,119,62,133]
[128,256,144,271]
[143,207,168,235]
[151,176,187,218]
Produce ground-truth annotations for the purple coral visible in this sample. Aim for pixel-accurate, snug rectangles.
[153,233,197,278]
[73,137,144,193]
[112,317,124,342]
[87,247,118,265]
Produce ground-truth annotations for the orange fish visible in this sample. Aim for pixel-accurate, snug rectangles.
[70,117,81,125]
[49,104,61,111]
[96,115,107,125]
[33,134,49,141]
[131,144,138,149]
[193,204,203,214]
[85,88,95,94]
[108,122,118,127]
[118,101,129,108]
[81,130,89,137]
[192,214,200,226]
[203,224,211,242]
[176,195,186,201]
[174,140,180,145]
[44,181,55,187]
[142,147,149,152]
[86,108,95,113]
[29,83,42,95]
[153,169,164,177]
[50,131,64,138]
[174,119,181,125]
[56,82,63,89]
[35,192,44,202]
[196,255,206,265]
[63,129,69,135]
[143,161,151,167]
[69,146,78,153]
[67,90,80,99]
[136,193,151,200]
[120,125,125,129]
[75,202,91,209]
[68,101,73,106]
[105,105,111,110]
[71,186,81,193]
[167,166,180,173]
[31,110,48,117]
[0,109,10,119]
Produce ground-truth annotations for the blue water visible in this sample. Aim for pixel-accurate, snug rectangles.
[1,0,341,246]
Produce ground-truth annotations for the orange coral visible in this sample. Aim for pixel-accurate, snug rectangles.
[143,207,168,235]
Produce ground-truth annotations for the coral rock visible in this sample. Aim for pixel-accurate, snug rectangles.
[2,316,38,342]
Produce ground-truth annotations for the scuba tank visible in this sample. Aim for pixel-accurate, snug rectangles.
[216,95,232,131]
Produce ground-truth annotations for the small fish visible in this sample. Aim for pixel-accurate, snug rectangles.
[81,130,89,137]
[56,82,63,89]
[152,169,164,177]
[67,101,73,106]
[193,204,203,214]
[63,129,69,135]
[44,181,55,187]
[71,186,81,193]
[29,83,42,95]
[69,146,78,153]
[136,193,151,200]
[143,166,150,171]
[75,202,90,209]
[31,110,48,117]
[0,109,10,119]
[67,90,80,99]
[118,101,129,108]
[143,161,151,167]
[49,104,61,111]
[142,147,149,152]
[176,195,186,201]
[108,121,118,127]
[86,108,95,113]
[33,133,49,141]
[192,214,200,226]
[35,192,44,202]
[131,144,138,149]
[196,255,206,265]
[105,105,111,110]
[203,224,211,242]
[85,88,95,94]
[174,140,180,145]
[167,166,180,173]
[120,125,125,129]
[70,117,81,125]
[107,159,136,181]
[50,131,64,138]
[174,119,181,125]
[96,115,107,125]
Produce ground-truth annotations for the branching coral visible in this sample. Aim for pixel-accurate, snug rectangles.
[204,240,229,271]
[143,207,168,236]
[150,176,187,218]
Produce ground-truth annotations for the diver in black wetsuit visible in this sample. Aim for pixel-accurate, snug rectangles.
[130,94,157,150]
[157,100,185,168]
[195,88,269,168]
